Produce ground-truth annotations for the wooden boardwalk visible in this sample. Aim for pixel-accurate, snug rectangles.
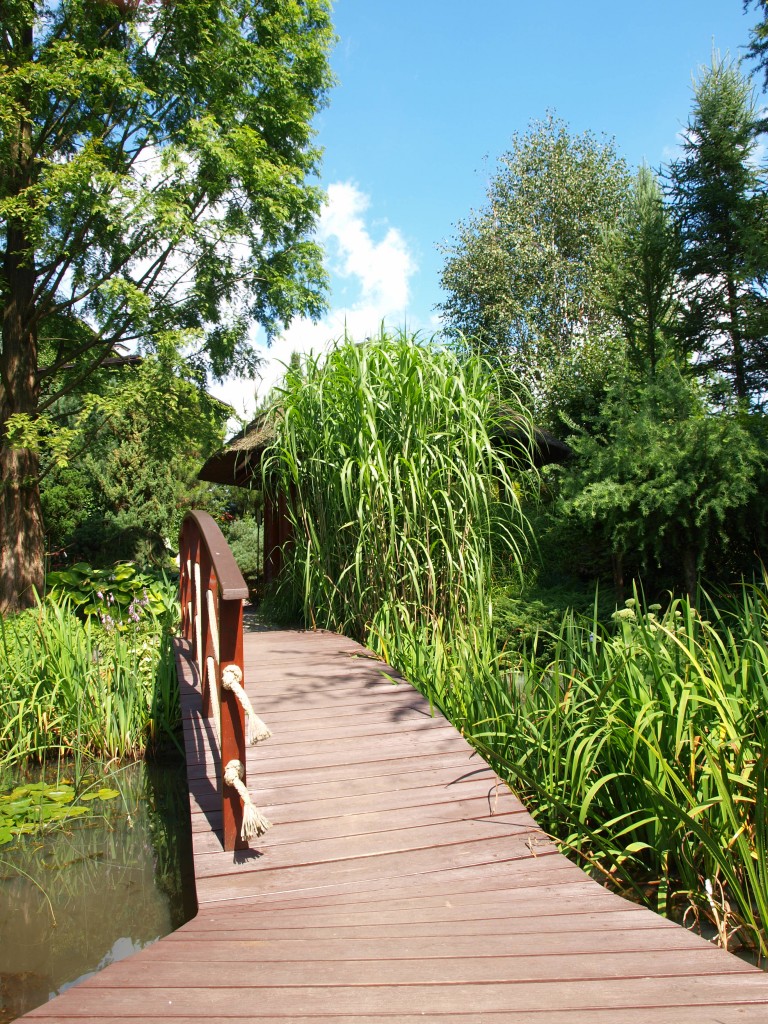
[21,623,768,1023]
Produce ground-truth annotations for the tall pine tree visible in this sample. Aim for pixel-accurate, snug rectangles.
[667,54,768,406]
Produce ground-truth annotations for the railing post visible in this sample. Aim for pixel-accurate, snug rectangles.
[200,550,213,718]
[219,597,247,851]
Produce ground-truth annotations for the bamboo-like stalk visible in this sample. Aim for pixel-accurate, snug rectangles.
[262,329,535,672]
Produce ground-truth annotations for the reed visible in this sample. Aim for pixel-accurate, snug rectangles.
[465,586,768,959]
[262,328,535,666]
[0,590,180,768]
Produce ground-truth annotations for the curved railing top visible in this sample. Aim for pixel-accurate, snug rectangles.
[181,510,249,601]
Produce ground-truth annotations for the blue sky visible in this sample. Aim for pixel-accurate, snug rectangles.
[214,0,761,420]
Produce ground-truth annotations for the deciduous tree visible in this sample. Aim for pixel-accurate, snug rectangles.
[0,0,334,610]
[438,114,631,402]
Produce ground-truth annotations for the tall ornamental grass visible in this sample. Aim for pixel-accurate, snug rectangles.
[262,330,535,665]
[0,589,180,768]
[464,586,768,960]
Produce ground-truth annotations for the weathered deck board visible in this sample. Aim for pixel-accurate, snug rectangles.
[18,623,768,1023]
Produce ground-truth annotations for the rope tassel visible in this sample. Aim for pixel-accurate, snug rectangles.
[221,664,272,745]
[223,760,271,841]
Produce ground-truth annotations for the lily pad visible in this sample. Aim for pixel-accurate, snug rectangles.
[80,788,120,802]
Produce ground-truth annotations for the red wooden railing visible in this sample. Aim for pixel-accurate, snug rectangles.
[179,510,251,851]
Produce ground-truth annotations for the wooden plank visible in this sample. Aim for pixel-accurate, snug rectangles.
[23,975,768,1018]
[27,1011,768,1024]
[85,949,754,988]
[144,928,717,960]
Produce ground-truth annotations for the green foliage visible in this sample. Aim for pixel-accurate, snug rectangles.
[36,358,230,561]
[1,1,333,359]
[222,516,263,586]
[438,113,631,406]
[560,366,767,593]
[46,561,178,624]
[0,590,180,766]
[262,329,536,661]
[598,166,682,376]
[667,53,768,405]
[492,578,613,664]
[457,584,768,959]
[0,780,119,846]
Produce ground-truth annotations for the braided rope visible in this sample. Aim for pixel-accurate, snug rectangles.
[221,665,271,745]
[223,759,271,841]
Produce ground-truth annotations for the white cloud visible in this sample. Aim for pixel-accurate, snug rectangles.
[210,181,419,430]
[319,182,416,310]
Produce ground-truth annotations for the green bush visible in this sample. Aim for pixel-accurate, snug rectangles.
[221,516,263,584]
[46,561,178,626]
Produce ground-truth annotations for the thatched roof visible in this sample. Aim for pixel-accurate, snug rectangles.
[198,413,277,487]
[198,411,571,489]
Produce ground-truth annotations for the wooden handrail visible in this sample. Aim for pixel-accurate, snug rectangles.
[179,510,250,851]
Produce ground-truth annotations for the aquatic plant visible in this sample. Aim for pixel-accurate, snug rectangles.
[456,585,768,960]
[0,588,180,767]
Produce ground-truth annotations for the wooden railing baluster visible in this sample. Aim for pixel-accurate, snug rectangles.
[179,510,255,851]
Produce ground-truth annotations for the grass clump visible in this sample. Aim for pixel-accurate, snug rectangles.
[466,584,768,961]
[262,328,535,666]
[0,564,181,770]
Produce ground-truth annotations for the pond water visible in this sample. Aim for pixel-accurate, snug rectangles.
[0,760,196,1023]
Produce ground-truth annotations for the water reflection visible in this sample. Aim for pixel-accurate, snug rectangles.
[0,760,196,1023]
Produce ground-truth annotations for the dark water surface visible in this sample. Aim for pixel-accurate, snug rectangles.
[0,760,196,1023]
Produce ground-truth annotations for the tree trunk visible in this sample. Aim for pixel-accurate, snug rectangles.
[725,274,749,403]
[0,19,45,614]
[0,446,45,613]
[1,251,44,610]
[1,203,43,609]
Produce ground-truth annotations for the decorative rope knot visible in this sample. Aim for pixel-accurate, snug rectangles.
[223,759,271,841]
[221,664,272,745]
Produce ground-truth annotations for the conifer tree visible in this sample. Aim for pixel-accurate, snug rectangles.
[598,167,682,377]
[667,55,768,405]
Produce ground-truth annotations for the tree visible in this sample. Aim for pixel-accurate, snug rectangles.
[745,0,768,104]
[561,365,767,598]
[598,166,682,377]
[40,357,230,564]
[438,114,631,402]
[0,0,334,610]
[666,54,768,406]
